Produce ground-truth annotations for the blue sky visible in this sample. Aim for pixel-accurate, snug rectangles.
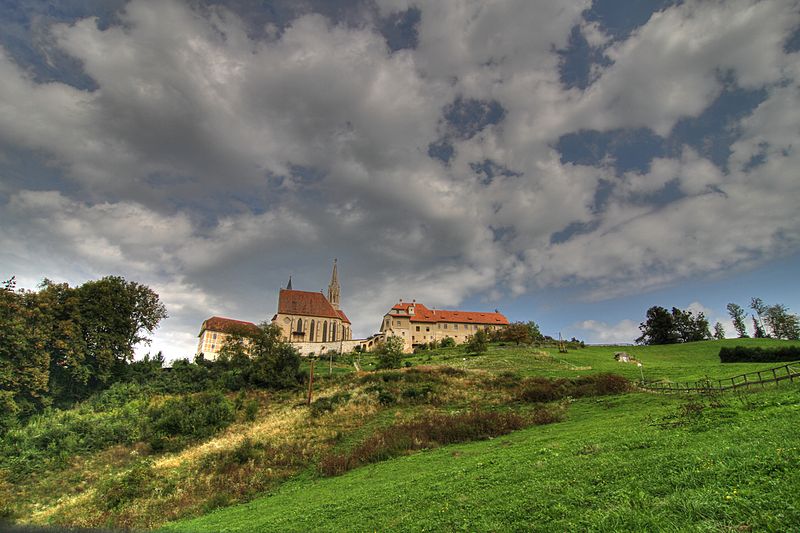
[1,0,798,358]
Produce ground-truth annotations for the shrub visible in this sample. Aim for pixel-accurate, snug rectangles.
[440,337,456,348]
[465,328,489,355]
[318,410,530,476]
[97,458,156,509]
[375,336,405,369]
[144,391,235,451]
[719,345,800,363]
[310,392,351,417]
[519,374,630,403]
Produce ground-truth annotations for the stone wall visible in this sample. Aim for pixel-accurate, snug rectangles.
[289,335,383,356]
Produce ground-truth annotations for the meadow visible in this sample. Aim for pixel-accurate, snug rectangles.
[2,338,798,531]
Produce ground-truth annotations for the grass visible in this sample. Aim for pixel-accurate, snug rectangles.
[4,338,799,531]
[161,384,800,532]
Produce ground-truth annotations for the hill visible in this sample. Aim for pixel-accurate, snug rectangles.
[2,338,799,531]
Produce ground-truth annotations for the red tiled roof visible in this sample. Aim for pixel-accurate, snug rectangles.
[388,301,509,325]
[278,289,345,321]
[200,316,260,336]
[337,309,351,324]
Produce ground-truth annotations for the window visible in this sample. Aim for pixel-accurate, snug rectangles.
[443,324,448,329]
[426,327,430,332]
[454,324,459,330]
[212,333,217,339]
[395,320,401,326]
[416,326,420,331]
[296,318,303,333]
[310,320,315,340]
[322,321,328,342]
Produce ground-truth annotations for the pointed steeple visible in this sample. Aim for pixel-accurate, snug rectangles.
[327,259,340,310]
[286,275,292,290]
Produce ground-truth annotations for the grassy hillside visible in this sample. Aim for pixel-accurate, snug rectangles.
[161,385,800,532]
[3,338,799,531]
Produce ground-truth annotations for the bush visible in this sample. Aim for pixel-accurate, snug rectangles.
[519,374,630,403]
[440,337,456,348]
[97,458,157,509]
[310,392,351,417]
[318,409,531,476]
[719,345,800,363]
[144,391,235,451]
[375,336,405,369]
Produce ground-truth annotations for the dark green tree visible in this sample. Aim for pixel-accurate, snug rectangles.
[752,316,766,338]
[713,322,725,340]
[750,297,768,338]
[375,336,405,369]
[464,328,489,355]
[248,323,302,389]
[764,304,800,340]
[726,303,748,338]
[636,306,678,345]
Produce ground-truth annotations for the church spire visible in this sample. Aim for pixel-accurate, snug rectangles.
[327,259,340,310]
[286,275,292,290]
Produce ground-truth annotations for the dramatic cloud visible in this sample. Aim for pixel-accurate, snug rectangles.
[1,0,798,353]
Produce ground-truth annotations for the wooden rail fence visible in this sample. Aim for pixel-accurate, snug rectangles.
[639,361,800,394]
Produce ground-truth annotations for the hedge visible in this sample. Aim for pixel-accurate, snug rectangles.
[719,345,800,363]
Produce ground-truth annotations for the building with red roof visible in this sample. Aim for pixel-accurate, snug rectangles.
[196,316,259,360]
[381,300,508,352]
[271,259,352,344]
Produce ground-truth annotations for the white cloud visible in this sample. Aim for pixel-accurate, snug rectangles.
[1,0,799,358]
[572,319,640,344]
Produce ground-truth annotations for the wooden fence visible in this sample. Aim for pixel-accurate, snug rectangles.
[640,361,800,394]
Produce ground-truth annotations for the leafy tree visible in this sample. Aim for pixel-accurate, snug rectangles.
[763,304,800,340]
[0,283,51,428]
[526,321,543,342]
[464,328,489,355]
[636,306,709,345]
[248,323,302,389]
[499,322,534,345]
[636,306,677,345]
[752,316,766,338]
[439,336,456,348]
[750,297,768,338]
[726,303,748,338]
[375,336,405,369]
[713,322,725,340]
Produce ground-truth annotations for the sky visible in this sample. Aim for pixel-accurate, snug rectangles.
[1,0,799,359]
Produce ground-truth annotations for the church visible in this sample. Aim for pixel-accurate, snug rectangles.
[271,259,353,344]
[197,260,377,360]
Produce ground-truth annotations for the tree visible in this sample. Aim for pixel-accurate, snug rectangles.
[713,322,725,340]
[526,321,543,342]
[464,328,488,355]
[247,323,302,389]
[763,304,800,340]
[750,297,768,338]
[500,322,534,345]
[636,306,709,345]
[752,316,766,338]
[726,303,748,338]
[375,336,405,369]
[636,306,677,345]
[0,282,51,428]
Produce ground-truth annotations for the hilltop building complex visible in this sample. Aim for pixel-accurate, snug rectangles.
[380,300,509,352]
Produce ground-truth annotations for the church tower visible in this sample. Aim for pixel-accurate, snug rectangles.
[328,258,340,310]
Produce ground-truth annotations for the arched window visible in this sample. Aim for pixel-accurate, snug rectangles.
[296,318,303,333]
[310,320,315,341]
[322,321,328,342]
[332,322,337,342]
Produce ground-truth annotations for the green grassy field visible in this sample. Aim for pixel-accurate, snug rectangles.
[161,384,800,532]
[5,338,799,531]
[159,339,800,533]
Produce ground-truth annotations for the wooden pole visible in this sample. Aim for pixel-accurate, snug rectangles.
[307,359,315,405]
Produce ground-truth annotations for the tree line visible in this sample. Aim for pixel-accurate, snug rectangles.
[726,298,799,340]
[637,297,799,345]
[1,276,167,425]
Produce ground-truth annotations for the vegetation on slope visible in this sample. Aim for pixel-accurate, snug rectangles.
[2,338,798,531]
